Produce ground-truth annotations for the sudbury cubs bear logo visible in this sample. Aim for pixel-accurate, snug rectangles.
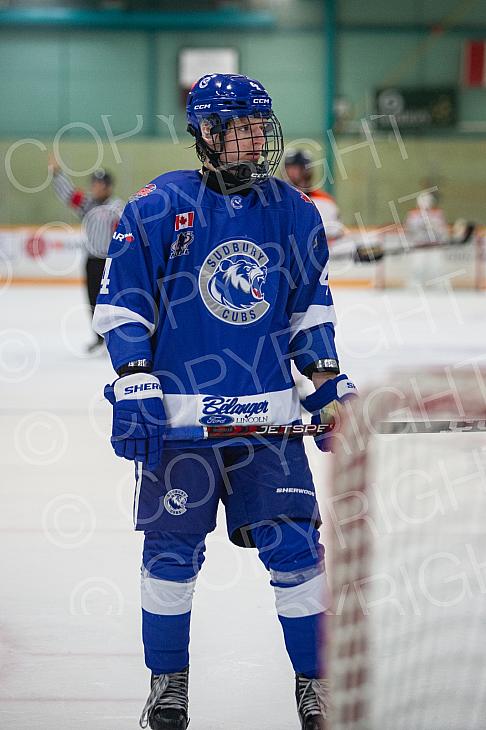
[163,489,188,516]
[199,240,270,325]
[208,255,267,310]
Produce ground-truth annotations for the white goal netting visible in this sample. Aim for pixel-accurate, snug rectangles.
[327,366,486,729]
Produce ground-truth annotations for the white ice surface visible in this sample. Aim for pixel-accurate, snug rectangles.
[0,284,485,729]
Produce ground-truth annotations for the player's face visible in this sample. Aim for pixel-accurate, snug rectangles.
[91,180,112,202]
[221,116,266,164]
[285,164,311,190]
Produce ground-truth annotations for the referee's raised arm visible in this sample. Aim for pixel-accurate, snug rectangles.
[48,156,124,354]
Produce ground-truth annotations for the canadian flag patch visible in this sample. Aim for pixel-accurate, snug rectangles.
[175,211,194,231]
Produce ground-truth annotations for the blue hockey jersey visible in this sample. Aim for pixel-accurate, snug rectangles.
[93,170,338,429]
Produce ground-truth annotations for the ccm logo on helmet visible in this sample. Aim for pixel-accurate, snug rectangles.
[194,104,211,110]
[253,98,270,104]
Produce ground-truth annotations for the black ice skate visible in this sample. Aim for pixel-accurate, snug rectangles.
[295,673,330,730]
[139,667,189,730]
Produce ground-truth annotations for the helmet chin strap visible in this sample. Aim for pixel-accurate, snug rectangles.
[216,160,270,187]
[197,127,267,186]
[211,153,270,186]
[220,161,253,185]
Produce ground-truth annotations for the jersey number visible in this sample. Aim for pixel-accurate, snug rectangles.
[99,257,112,294]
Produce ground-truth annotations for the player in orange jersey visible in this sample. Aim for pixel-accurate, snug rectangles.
[284,150,343,242]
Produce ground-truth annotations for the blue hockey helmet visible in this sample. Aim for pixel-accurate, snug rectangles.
[186,73,284,184]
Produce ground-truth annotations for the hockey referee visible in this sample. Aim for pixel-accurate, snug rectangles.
[48,155,124,354]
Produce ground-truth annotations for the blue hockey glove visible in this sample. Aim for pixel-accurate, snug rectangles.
[301,374,358,452]
[104,373,167,469]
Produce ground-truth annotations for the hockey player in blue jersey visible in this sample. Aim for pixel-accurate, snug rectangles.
[94,74,356,730]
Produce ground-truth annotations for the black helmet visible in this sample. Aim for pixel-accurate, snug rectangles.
[91,169,113,186]
[284,150,312,168]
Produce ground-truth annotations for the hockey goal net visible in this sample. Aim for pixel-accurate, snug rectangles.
[326,365,486,729]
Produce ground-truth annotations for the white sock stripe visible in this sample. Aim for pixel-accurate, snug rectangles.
[141,571,196,616]
[274,572,330,618]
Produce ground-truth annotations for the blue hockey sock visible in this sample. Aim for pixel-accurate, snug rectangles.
[278,612,325,678]
[252,520,328,678]
[141,531,207,674]
[142,609,191,675]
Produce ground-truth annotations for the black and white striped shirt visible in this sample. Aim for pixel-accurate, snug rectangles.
[52,171,124,259]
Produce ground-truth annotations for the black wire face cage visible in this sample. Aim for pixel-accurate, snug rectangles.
[195,112,284,185]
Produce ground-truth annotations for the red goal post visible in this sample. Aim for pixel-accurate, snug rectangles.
[326,365,486,729]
